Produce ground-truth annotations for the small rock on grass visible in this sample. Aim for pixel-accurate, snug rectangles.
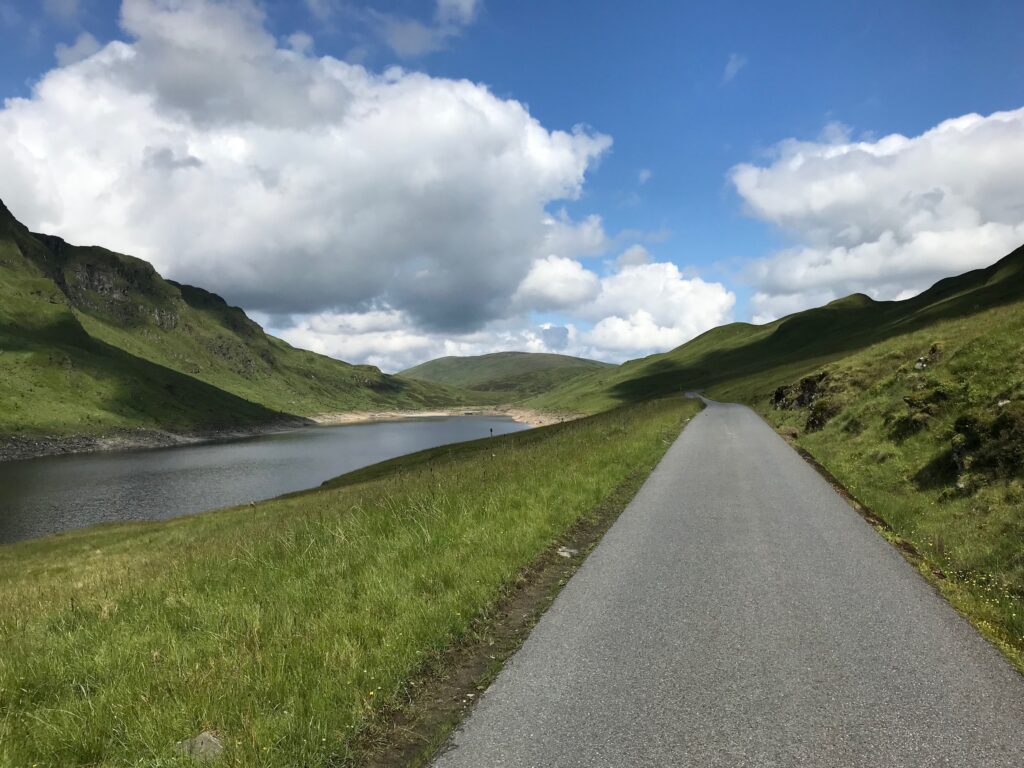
[174,731,223,761]
[556,546,578,558]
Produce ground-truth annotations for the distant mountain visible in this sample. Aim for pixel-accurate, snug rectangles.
[528,243,1024,414]
[401,351,612,401]
[0,199,471,443]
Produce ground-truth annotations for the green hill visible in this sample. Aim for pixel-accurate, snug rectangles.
[401,351,611,400]
[0,199,472,442]
[532,243,1024,665]
[530,246,1024,414]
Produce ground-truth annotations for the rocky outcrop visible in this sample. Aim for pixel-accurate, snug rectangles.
[770,372,839,432]
[772,372,827,410]
[950,403,1024,487]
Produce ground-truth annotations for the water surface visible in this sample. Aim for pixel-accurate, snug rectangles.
[0,416,528,544]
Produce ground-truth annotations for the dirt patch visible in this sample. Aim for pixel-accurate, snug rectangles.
[348,469,649,768]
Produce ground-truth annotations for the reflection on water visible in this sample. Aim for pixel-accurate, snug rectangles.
[0,416,528,544]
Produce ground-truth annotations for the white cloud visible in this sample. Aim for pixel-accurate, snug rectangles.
[279,257,736,369]
[285,31,314,55]
[722,52,746,84]
[587,311,690,353]
[638,168,652,184]
[541,211,609,260]
[513,255,600,311]
[278,310,579,372]
[732,107,1024,322]
[1,0,738,370]
[579,262,735,354]
[54,31,100,65]
[0,0,610,335]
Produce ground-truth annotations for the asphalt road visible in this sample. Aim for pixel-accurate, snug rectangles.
[433,399,1024,767]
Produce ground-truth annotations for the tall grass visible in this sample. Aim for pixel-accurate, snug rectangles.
[0,397,698,767]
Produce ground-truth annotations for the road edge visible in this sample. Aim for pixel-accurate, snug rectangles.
[350,405,701,767]
[772,424,1024,676]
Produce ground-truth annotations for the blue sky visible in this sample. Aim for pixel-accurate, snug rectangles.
[2,0,1023,369]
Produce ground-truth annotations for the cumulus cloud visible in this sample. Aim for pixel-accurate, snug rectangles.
[638,168,652,184]
[1,0,736,370]
[277,310,580,372]
[276,255,736,370]
[722,53,746,84]
[513,255,600,311]
[285,31,314,55]
[0,0,610,335]
[54,31,101,65]
[731,107,1024,323]
[579,262,735,354]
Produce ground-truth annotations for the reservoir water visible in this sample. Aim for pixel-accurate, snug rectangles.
[0,415,528,545]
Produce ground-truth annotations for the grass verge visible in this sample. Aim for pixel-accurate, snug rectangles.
[0,396,699,767]
[356,465,657,767]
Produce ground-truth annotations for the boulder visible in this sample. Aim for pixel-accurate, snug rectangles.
[174,731,223,761]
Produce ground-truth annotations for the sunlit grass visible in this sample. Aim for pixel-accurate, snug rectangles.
[0,396,698,767]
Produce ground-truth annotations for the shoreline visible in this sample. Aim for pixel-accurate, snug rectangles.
[0,408,578,464]
[309,406,571,429]
[0,418,311,464]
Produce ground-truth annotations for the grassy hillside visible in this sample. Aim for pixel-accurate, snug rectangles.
[0,396,699,767]
[401,351,610,400]
[531,246,1024,414]
[532,243,1024,667]
[0,199,474,438]
[0,201,287,437]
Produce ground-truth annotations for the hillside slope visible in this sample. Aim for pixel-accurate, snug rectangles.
[531,246,1024,414]
[0,201,288,439]
[0,199,473,441]
[533,243,1024,667]
[401,351,610,400]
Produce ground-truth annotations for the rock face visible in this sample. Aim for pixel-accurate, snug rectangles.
[770,372,838,432]
[771,372,827,411]
[174,731,223,761]
[951,404,1024,484]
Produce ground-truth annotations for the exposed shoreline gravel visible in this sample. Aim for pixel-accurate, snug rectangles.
[309,406,569,429]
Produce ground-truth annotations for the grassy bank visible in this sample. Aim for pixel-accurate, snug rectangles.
[0,396,699,767]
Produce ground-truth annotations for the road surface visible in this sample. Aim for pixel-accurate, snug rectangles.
[433,399,1024,767]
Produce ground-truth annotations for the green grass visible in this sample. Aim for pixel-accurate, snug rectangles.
[0,208,286,436]
[0,199,476,439]
[528,242,1024,670]
[400,352,610,401]
[0,396,699,767]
